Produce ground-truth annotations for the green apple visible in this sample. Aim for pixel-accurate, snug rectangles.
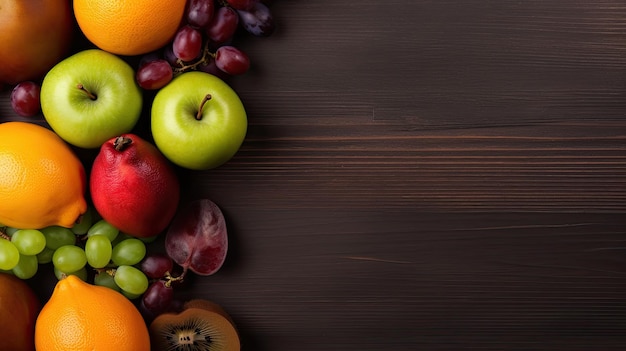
[40,49,142,149]
[151,71,247,170]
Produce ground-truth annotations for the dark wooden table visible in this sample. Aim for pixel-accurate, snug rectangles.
[2,1,626,350]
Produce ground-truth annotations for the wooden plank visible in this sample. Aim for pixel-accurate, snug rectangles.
[1,0,626,350]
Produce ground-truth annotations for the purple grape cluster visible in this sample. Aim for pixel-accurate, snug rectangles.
[139,253,177,317]
[136,0,276,90]
[8,0,275,117]
[138,199,230,320]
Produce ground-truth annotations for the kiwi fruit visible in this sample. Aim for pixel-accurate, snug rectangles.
[149,299,240,351]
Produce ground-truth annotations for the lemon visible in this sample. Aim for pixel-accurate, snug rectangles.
[0,122,87,229]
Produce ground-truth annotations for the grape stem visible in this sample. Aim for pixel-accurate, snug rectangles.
[0,228,9,241]
[164,272,184,287]
[196,94,212,120]
[76,84,97,100]
[173,40,216,74]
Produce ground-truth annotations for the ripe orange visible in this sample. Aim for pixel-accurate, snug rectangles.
[73,0,187,56]
[0,122,86,229]
[34,275,150,351]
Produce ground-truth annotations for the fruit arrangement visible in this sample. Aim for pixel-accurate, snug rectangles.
[0,0,278,350]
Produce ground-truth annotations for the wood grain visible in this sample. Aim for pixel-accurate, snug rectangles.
[2,0,626,350]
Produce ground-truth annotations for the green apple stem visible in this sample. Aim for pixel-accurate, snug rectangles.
[196,94,212,120]
[76,84,97,100]
[113,136,133,151]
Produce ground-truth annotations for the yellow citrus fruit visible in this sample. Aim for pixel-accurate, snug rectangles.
[73,0,187,56]
[0,122,86,229]
[34,275,150,351]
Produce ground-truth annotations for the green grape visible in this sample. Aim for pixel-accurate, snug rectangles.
[12,254,38,279]
[71,206,94,235]
[11,229,46,255]
[138,235,158,244]
[111,238,146,266]
[94,271,121,292]
[111,233,132,247]
[54,266,88,281]
[113,265,148,295]
[85,235,112,268]
[52,245,87,273]
[3,227,19,237]
[121,290,142,300]
[0,238,20,270]
[36,247,55,264]
[87,219,119,242]
[41,226,76,250]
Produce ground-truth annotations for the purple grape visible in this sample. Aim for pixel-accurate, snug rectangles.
[10,81,41,117]
[226,0,258,11]
[215,46,250,75]
[138,51,161,68]
[141,280,174,316]
[136,59,173,90]
[186,0,215,28]
[173,25,203,62]
[140,252,175,279]
[198,57,231,80]
[237,2,275,37]
[163,45,183,68]
[206,6,239,44]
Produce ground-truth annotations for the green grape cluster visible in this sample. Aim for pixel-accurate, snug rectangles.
[0,207,152,299]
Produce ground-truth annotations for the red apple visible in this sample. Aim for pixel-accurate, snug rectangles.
[0,0,74,85]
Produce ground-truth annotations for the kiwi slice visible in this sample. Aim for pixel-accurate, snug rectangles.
[149,300,240,351]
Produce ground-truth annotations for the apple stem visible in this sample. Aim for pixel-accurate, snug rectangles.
[113,136,133,151]
[196,94,212,120]
[76,84,97,100]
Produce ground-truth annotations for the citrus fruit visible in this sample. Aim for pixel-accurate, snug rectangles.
[0,0,74,85]
[0,121,87,229]
[34,275,150,351]
[0,272,40,351]
[73,0,187,56]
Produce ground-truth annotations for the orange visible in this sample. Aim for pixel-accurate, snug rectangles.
[73,0,187,56]
[34,275,150,351]
[0,121,87,229]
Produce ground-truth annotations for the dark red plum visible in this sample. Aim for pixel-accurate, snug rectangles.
[165,199,228,276]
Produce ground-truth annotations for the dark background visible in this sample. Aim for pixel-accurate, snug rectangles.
[3,1,626,350]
